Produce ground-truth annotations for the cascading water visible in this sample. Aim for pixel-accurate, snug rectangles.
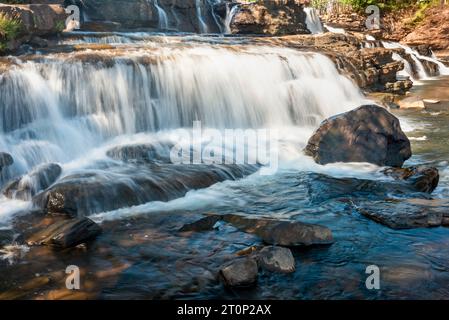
[151,0,169,30]
[196,0,209,33]
[382,41,449,80]
[0,36,370,224]
[224,4,239,34]
[304,7,324,34]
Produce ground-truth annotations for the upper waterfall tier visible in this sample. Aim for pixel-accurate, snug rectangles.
[0,37,367,180]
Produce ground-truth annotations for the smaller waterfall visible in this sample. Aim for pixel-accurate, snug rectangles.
[304,8,324,34]
[224,4,239,35]
[382,42,428,79]
[196,0,209,33]
[392,52,416,81]
[152,0,169,30]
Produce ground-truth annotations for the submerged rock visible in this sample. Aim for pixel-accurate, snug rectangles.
[223,214,334,246]
[219,257,258,287]
[256,246,295,273]
[305,105,412,167]
[357,199,449,229]
[27,217,102,249]
[3,163,62,201]
[178,215,222,233]
[0,152,13,172]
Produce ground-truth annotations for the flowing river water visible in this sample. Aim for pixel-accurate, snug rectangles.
[1,31,449,299]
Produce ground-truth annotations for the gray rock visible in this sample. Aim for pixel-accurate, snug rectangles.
[28,217,102,249]
[223,214,334,246]
[305,105,412,167]
[219,257,258,287]
[257,246,295,273]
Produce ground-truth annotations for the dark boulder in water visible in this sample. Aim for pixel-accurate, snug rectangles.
[0,152,13,172]
[219,257,258,287]
[33,164,257,217]
[223,214,334,246]
[256,246,295,273]
[3,163,62,201]
[305,105,412,167]
[382,166,439,193]
[27,217,102,249]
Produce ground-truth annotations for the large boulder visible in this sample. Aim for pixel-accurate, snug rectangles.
[305,105,412,167]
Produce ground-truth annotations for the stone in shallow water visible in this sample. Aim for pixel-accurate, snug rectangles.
[219,257,258,287]
[223,214,334,246]
[256,246,295,273]
[3,163,62,201]
[28,217,102,249]
[305,105,411,167]
[382,166,439,193]
[178,215,222,233]
[356,199,449,229]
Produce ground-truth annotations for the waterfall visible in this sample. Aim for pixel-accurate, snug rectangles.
[304,8,324,34]
[224,4,239,35]
[196,0,209,33]
[152,0,169,30]
[0,43,367,183]
[392,52,417,82]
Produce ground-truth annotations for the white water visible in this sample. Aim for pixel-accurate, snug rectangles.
[0,38,371,225]
[324,24,346,34]
[382,41,449,80]
[152,0,169,30]
[305,8,324,34]
[196,0,209,33]
[224,4,239,34]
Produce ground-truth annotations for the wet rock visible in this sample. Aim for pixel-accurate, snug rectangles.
[179,215,222,233]
[3,163,62,201]
[33,164,256,216]
[27,217,102,249]
[357,200,446,229]
[398,96,426,109]
[231,0,309,35]
[0,152,13,172]
[305,105,412,167]
[382,166,439,194]
[106,142,174,164]
[223,214,334,246]
[219,257,258,287]
[256,246,295,273]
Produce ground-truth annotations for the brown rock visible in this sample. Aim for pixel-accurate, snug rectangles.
[305,105,412,167]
